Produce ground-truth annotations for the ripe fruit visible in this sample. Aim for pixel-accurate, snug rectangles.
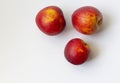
[64,38,90,65]
[72,6,103,35]
[36,6,66,36]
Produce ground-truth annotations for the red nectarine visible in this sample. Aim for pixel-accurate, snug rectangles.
[64,38,90,65]
[72,6,103,35]
[36,6,66,36]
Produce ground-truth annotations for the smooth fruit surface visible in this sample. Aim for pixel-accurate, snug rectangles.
[64,38,90,65]
[72,6,103,35]
[36,6,66,36]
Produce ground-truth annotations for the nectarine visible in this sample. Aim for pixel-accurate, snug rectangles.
[64,38,90,65]
[36,6,66,36]
[72,6,103,35]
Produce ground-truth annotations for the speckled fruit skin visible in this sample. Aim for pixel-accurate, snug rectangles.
[64,38,90,65]
[36,6,66,36]
[72,6,103,35]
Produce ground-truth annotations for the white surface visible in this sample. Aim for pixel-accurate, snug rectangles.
[0,0,120,83]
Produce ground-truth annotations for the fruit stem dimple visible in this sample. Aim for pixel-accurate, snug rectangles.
[84,42,89,49]
[84,42,87,46]
[98,18,102,26]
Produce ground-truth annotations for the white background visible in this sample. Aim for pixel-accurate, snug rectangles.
[0,0,120,83]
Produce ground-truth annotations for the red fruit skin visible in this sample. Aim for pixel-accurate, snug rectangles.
[64,38,90,65]
[36,6,66,36]
[72,6,103,35]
